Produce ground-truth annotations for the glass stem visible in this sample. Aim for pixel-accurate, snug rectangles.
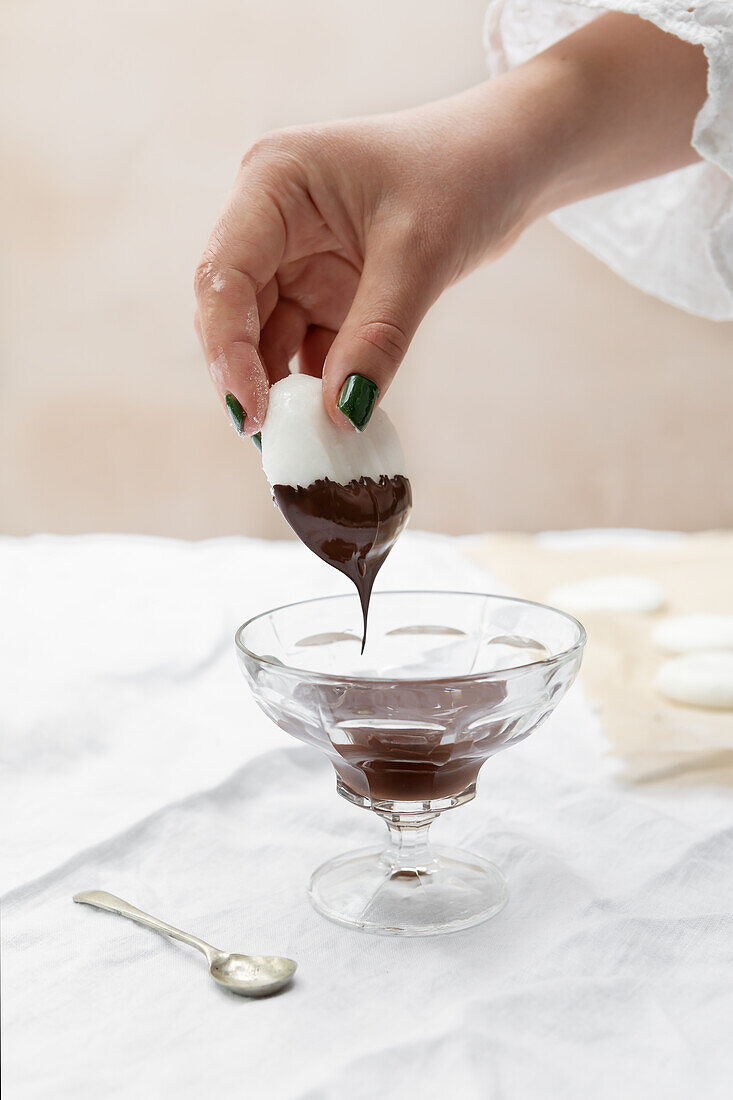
[381,813,439,875]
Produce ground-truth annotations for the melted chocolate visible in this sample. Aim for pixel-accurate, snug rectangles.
[273,475,411,648]
[286,675,510,803]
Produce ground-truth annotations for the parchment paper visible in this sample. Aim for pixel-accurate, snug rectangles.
[463,532,733,781]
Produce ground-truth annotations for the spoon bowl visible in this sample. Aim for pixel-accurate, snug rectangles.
[209,953,297,997]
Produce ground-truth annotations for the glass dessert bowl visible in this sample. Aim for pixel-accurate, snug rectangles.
[236,591,585,936]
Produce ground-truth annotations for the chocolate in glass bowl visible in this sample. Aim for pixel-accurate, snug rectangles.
[236,592,586,936]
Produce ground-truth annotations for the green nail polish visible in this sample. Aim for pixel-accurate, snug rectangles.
[251,432,262,452]
[225,393,245,435]
[337,374,379,431]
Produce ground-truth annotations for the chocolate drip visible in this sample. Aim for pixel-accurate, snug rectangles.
[273,475,411,649]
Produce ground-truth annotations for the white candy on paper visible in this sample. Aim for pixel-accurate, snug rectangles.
[546,575,666,614]
[652,614,733,654]
[656,652,733,710]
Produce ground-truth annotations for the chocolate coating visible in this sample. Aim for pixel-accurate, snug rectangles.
[273,475,411,648]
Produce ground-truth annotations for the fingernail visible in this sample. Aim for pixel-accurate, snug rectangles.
[251,432,262,452]
[225,393,245,435]
[337,374,379,431]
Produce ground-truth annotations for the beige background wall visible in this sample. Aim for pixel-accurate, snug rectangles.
[2,0,732,538]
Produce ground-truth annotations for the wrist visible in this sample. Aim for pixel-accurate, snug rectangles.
[471,59,588,226]
[425,68,575,267]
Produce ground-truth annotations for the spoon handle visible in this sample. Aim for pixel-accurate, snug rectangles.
[73,890,219,962]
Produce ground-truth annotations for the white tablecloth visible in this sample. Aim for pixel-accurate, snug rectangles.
[3,532,732,1099]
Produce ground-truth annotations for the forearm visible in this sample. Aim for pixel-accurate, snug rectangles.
[507,12,709,218]
[388,13,708,275]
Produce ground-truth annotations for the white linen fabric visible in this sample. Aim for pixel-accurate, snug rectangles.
[3,532,733,1099]
[485,0,733,319]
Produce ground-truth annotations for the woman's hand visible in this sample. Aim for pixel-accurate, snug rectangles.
[195,13,706,437]
[194,85,541,435]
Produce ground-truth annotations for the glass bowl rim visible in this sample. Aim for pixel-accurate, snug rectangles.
[234,589,586,685]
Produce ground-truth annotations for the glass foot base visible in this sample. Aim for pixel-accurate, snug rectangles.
[308,845,508,936]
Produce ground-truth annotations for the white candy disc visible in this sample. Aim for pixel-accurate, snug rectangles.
[656,652,733,710]
[652,614,733,654]
[546,575,666,614]
[261,374,407,488]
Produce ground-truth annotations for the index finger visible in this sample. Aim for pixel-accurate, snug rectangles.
[195,169,286,435]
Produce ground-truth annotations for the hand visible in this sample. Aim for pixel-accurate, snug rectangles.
[194,85,539,435]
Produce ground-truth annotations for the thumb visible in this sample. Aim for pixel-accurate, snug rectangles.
[322,236,438,430]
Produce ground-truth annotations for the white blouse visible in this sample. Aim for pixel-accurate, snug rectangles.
[485,1,733,320]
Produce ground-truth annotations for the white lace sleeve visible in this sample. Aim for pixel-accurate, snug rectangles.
[485,1,733,319]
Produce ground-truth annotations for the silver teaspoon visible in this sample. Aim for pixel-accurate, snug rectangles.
[73,890,297,997]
